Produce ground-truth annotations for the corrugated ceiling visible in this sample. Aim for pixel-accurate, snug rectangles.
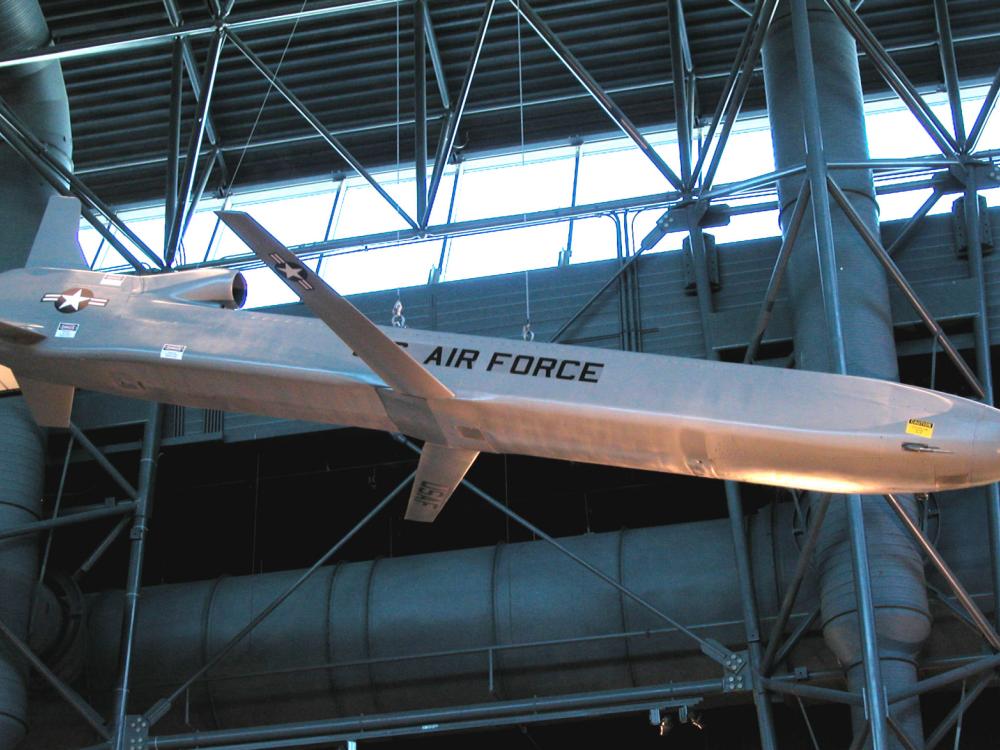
[30,0,1000,206]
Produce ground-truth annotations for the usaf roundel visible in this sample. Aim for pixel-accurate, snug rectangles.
[41,288,109,314]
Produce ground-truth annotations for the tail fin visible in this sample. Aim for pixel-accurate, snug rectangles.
[17,377,75,428]
[405,443,479,522]
[26,196,89,271]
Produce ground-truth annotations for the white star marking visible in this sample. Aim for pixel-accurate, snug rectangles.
[276,261,306,281]
[58,289,89,312]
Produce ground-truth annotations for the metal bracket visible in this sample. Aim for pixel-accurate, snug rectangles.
[722,648,749,692]
[683,232,720,295]
[122,714,149,749]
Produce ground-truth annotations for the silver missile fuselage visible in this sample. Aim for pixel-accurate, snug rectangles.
[2,264,999,495]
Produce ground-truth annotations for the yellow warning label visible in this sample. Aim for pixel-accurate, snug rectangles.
[906,419,934,439]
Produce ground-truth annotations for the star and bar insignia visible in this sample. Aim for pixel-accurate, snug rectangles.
[41,288,109,314]
[268,252,314,291]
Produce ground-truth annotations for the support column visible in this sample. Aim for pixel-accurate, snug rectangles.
[110,405,163,750]
[762,1,930,748]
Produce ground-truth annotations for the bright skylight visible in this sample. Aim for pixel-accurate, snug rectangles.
[79,84,999,309]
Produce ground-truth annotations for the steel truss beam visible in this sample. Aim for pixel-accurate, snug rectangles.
[69,423,139,500]
[744,180,811,364]
[165,29,225,266]
[424,0,495,227]
[421,0,450,110]
[0,0,408,69]
[667,0,695,186]
[137,680,719,750]
[0,616,109,739]
[925,674,991,750]
[400,438,737,667]
[958,164,1000,641]
[509,0,683,191]
[823,0,960,159]
[884,494,1000,650]
[162,0,232,178]
[932,0,966,148]
[0,99,162,271]
[697,0,781,193]
[143,470,416,727]
[968,65,1000,153]
[826,175,985,398]
[0,502,136,543]
[223,30,418,232]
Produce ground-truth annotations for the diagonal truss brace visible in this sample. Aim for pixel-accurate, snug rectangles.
[826,175,985,398]
[509,0,683,191]
[823,0,959,159]
[884,493,1000,651]
[226,29,418,231]
[399,438,740,669]
[143,471,415,728]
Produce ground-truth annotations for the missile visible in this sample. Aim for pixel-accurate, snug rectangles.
[1,197,999,521]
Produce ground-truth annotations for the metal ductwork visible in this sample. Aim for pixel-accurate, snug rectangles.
[0,402,45,750]
[13,490,988,747]
[80,504,818,731]
[0,2,72,749]
[762,1,929,747]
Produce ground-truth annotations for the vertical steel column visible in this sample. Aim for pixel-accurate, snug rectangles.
[686,205,778,749]
[165,38,183,252]
[726,485,778,750]
[415,0,428,224]
[964,168,1000,631]
[110,404,163,750]
[789,0,887,747]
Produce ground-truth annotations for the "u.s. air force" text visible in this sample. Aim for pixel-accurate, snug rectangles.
[366,343,604,383]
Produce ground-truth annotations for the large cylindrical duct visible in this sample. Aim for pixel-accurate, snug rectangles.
[0,404,45,750]
[79,503,819,732]
[0,0,73,273]
[0,3,72,750]
[13,489,985,749]
[762,1,930,746]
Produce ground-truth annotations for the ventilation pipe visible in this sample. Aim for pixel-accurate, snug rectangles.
[79,504,816,731]
[0,2,72,749]
[7,490,978,745]
[762,1,930,746]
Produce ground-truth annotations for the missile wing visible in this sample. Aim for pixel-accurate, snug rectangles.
[218,210,476,522]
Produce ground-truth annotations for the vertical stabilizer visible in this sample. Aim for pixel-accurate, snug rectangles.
[405,444,479,522]
[17,377,74,428]
[26,196,89,271]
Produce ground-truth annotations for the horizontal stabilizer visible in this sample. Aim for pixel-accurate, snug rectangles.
[18,377,74,428]
[27,196,89,270]
[405,443,479,522]
[0,320,46,345]
[0,366,19,393]
[217,211,453,401]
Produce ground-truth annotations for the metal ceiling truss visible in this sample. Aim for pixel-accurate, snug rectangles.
[3,1,1000,749]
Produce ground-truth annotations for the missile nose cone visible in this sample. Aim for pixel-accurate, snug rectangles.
[970,408,1000,487]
